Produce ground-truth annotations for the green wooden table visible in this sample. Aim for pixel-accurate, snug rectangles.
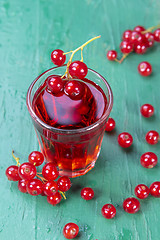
[1,0,160,239]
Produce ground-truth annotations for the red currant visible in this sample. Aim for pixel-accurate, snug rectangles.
[6,165,21,181]
[101,204,116,219]
[153,28,160,42]
[46,75,64,94]
[138,62,152,76]
[105,117,116,132]
[69,61,88,79]
[133,25,145,33]
[107,50,117,61]
[47,192,61,205]
[64,80,85,100]
[51,49,66,66]
[123,197,140,214]
[130,31,145,44]
[144,32,154,47]
[140,152,158,168]
[150,182,160,197]
[57,176,71,192]
[27,179,43,195]
[43,180,58,196]
[134,184,150,199]
[134,43,147,54]
[122,30,132,41]
[146,130,159,145]
[120,40,133,54]
[28,151,44,166]
[63,223,79,239]
[18,179,28,193]
[42,163,59,181]
[118,132,133,148]
[18,163,37,180]
[140,104,154,117]
[81,187,94,200]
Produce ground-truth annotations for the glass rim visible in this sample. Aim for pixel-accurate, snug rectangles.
[26,65,113,134]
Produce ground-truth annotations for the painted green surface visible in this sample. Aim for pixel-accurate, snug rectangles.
[0,0,160,239]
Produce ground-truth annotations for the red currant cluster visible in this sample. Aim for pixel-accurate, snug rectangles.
[107,24,160,76]
[5,151,71,206]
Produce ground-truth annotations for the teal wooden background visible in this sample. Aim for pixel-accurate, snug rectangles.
[0,0,160,239]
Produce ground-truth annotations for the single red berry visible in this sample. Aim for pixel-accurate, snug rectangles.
[107,50,117,61]
[43,180,58,196]
[130,31,145,44]
[144,32,154,47]
[18,179,28,193]
[51,49,66,66]
[134,43,147,54]
[42,163,59,181]
[134,184,150,199]
[138,62,152,76]
[150,182,160,197]
[153,28,160,42]
[105,117,116,132]
[5,165,21,181]
[120,40,133,54]
[57,176,71,192]
[133,25,145,33]
[69,60,88,79]
[27,179,43,196]
[46,75,64,94]
[123,197,140,214]
[47,192,61,205]
[140,152,158,168]
[63,223,79,239]
[146,130,159,145]
[118,132,133,148]
[81,187,94,200]
[101,204,116,219]
[18,163,37,180]
[28,151,44,166]
[64,80,85,100]
[122,30,132,41]
[140,104,154,117]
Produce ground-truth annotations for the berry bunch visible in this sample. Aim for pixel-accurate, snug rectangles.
[6,151,71,206]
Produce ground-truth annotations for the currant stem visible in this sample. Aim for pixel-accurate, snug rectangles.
[119,53,130,63]
[12,150,20,166]
[59,191,66,200]
[81,48,84,62]
[36,174,47,183]
[142,24,160,33]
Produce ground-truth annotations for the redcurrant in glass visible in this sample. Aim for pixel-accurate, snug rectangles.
[43,180,58,196]
[107,50,117,61]
[105,117,116,132]
[146,130,159,145]
[118,132,133,148]
[18,162,37,180]
[81,187,94,200]
[57,176,71,192]
[42,163,59,181]
[144,32,154,47]
[133,25,145,33]
[150,182,160,197]
[28,151,44,166]
[18,179,28,193]
[47,192,61,205]
[140,104,154,117]
[154,28,160,42]
[51,49,66,66]
[64,80,85,100]
[123,197,140,214]
[140,152,158,168]
[134,184,150,199]
[63,223,79,239]
[46,75,64,94]
[138,62,152,76]
[101,204,116,219]
[120,40,133,54]
[122,30,132,41]
[27,179,43,196]
[69,60,88,79]
[5,165,21,181]
[134,43,147,54]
